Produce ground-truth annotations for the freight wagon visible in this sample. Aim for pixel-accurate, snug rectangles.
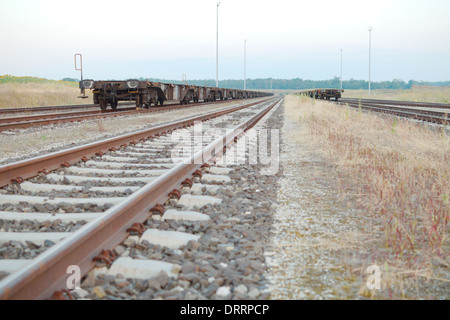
[301,89,343,101]
[79,79,272,110]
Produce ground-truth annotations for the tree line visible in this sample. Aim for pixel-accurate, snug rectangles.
[60,77,450,90]
[139,77,450,90]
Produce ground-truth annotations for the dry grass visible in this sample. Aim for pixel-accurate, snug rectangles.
[0,82,93,109]
[342,85,450,103]
[286,94,449,298]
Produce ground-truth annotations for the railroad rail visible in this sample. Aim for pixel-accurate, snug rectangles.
[335,99,449,124]
[0,98,251,132]
[0,97,281,299]
[0,104,101,115]
[339,98,450,109]
[0,107,134,125]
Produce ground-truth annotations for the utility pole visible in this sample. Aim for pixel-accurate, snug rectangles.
[244,39,247,90]
[216,2,220,88]
[368,26,373,95]
[340,49,343,92]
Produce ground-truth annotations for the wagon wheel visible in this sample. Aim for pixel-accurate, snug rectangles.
[158,99,164,106]
[111,100,118,110]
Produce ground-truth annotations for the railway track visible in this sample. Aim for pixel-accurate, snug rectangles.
[335,98,449,124]
[0,99,246,132]
[339,98,450,109]
[0,97,282,300]
[0,103,101,115]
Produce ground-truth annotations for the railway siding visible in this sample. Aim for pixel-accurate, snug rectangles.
[0,98,268,166]
[69,98,284,300]
[0,98,283,299]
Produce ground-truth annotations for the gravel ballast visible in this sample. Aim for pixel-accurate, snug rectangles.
[72,99,284,300]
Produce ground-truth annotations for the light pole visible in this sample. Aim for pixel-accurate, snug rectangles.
[340,48,343,92]
[368,26,373,96]
[216,2,220,88]
[244,39,247,90]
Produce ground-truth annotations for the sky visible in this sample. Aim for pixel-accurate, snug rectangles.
[1,0,449,82]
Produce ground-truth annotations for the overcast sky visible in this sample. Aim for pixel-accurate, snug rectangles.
[1,0,449,82]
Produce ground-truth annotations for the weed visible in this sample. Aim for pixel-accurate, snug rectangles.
[391,118,398,133]
[285,94,450,298]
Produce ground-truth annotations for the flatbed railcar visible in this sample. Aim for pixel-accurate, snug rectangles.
[79,79,273,110]
[300,88,344,101]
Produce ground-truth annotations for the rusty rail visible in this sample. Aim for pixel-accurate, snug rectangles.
[339,98,450,109]
[0,98,246,132]
[335,100,448,124]
[0,97,281,299]
[0,104,100,115]
[0,107,136,124]
[0,98,272,188]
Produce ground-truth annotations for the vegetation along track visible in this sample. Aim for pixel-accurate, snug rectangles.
[0,99,239,132]
[336,98,449,124]
[0,97,281,299]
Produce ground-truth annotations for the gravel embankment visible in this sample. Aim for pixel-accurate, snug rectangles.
[265,99,367,299]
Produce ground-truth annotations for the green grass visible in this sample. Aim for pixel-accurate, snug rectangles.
[0,75,77,85]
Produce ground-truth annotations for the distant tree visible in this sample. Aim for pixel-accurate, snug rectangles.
[61,78,79,82]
